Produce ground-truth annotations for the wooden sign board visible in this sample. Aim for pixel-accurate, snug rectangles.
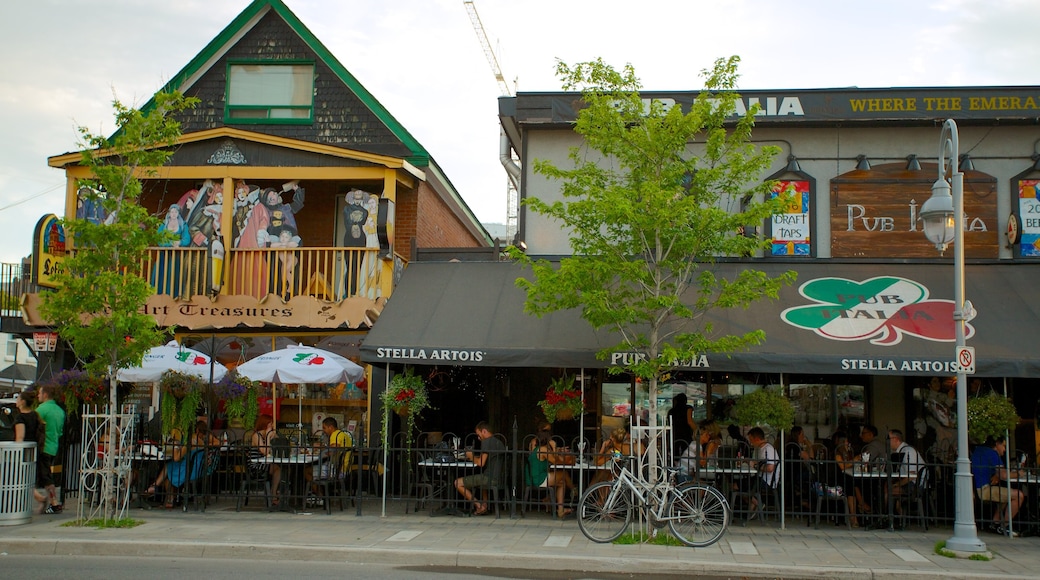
[830,163,997,258]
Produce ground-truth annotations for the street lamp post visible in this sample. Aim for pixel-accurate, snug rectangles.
[918,119,986,553]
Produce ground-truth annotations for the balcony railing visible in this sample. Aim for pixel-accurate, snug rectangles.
[0,262,34,317]
[141,246,388,301]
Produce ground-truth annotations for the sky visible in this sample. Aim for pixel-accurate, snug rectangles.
[2,0,1040,264]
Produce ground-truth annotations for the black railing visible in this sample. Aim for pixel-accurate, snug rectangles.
[54,425,1037,536]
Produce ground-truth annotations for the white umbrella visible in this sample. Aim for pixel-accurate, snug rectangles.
[235,344,365,384]
[117,340,228,383]
[236,344,365,439]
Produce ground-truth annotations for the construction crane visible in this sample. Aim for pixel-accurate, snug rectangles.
[464,0,513,97]
[463,0,520,239]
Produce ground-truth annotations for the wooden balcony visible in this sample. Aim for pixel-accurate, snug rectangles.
[142,246,391,302]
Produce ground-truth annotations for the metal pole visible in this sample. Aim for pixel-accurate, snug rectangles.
[942,119,986,553]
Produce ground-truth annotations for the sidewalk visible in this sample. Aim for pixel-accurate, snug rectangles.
[0,499,1036,579]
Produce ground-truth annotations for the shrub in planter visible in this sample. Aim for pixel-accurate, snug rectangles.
[732,387,795,433]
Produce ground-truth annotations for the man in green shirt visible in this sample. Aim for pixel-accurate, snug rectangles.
[36,384,66,514]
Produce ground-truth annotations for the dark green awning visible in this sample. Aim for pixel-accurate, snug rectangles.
[360,261,1040,377]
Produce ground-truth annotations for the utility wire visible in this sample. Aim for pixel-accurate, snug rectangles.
[0,183,65,212]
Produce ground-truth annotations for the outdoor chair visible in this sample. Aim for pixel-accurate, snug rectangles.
[409,448,436,515]
[895,465,933,531]
[813,481,852,530]
[312,446,350,514]
[521,454,559,517]
[234,444,272,511]
[183,446,222,512]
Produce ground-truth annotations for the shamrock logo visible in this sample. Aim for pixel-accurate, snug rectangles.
[781,276,975,345]
[292,353,325,366]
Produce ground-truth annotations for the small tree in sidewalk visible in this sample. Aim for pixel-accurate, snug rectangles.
[514,56,795,447]
[39,91,198,522]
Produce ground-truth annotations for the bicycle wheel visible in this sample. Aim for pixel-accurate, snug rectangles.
[667,483,730,547]
[577,481,633,543]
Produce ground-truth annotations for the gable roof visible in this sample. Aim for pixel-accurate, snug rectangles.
[154,0,431,168]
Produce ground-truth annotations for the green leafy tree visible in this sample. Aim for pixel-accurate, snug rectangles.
[39,91,197,521]
[40,91,197,394]
[515,57,796,439]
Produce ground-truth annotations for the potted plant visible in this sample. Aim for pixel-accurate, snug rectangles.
[732,387,795,435]
[213,370,259,430]
[538,374,584,423]
[967,393,1019,444]
[159,370,206,438]
[380,368,431,453]
[40,369,108,416]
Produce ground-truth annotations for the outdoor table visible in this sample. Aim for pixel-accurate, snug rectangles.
[253,451,321,512]
[1005,468,1038,535]
[417,458,477,515]
[846,466,895,529]
[697,464,757,502]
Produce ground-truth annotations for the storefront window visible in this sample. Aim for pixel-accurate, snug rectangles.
[633,376,710,429]
[784,382,865,442]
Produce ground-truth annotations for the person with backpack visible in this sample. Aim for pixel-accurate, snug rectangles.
[13,389,49,506]
[36,384,66,514]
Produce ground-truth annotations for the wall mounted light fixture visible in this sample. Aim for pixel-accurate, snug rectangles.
[855,155,871,171]
[906,154,922,171]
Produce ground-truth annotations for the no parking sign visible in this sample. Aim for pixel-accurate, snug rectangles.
[955,346,975,374]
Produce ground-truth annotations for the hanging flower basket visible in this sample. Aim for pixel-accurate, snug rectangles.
[380,369,431,453]
[39,369,107,415]
[214,370,260,432]
[159,370,206,438]
[539,374,584,423]
[967,393,1019,443]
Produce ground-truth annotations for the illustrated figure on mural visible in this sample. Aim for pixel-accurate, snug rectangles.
[75,186,111,225]
[185,180,224,248]
[342,188,370,298]
[913,376,956,457]
[359,192,381,299]
[153,204,190,297]
[259,182,305,300]
[229,180,305,299]
[268,224,301,300]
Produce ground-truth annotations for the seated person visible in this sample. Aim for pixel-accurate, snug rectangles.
[251,414,282,504]
[883,429,921,525]
[590,426,632,487]
[853,424,886,515]
[454,421,506,516]
[697,419,722,469]
[688,419,722,482]
[785,426,814,511]
[827,432,860,527]
[525,421,575,519]
[306,417,353,487]
[676,439,698,484]
[734,427,779,515]
[972,435,1026,537]
[148,422,216,508]
[886,429,921,494]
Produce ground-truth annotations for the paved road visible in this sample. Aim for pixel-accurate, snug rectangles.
[0,499,1036,579]
[0,555,728,580]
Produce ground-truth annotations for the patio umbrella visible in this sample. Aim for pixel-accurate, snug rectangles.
[235,344,366,434]
[235,344,365,384]
[117,340,228,383]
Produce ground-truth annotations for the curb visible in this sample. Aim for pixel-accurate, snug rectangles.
[1,538,1028,580]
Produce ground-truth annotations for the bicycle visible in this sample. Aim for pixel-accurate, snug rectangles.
[577,456,731,547]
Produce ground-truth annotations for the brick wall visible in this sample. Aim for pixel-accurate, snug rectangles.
[415,183,483,248]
